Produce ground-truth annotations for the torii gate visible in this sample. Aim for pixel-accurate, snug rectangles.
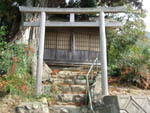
[19,6,126,96]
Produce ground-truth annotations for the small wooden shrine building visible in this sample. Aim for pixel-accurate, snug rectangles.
[44,27,100,65]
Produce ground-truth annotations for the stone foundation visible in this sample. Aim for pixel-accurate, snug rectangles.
[16,98,49,113]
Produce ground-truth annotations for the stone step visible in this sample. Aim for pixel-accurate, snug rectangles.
[52,74,86,80]
[53,78,87,85]
[56,93,86,103]
[49,104,90,113]
[62,67,83,71]
[52,71,98,79]
[50,101,86,106]
[52,73,86,80]
[57,84,86,93]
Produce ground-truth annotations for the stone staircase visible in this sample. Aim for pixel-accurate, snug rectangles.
[43,67,95,113]
[47,68,150,113]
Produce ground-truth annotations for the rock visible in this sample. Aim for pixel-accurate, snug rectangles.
[16,108,25,113]
[71,72,78,75]
[32,104,38,109]
[60,86,71,92]
[59,95,73,102]
[64,79,74,84]
[16,102,49,113]
[74,95,85,103]
[1,104,8,107]
[74,96,81,103]
[41,104,49,113]
[75,79,86,85]
[59,71,71,75]
[40,97,47,104]
[71,85,86,92]
[59,74,67,78]
[43,62,52,81]
[76,75,85,80]
[81,107,88,113]
[120,110,128,113]
[60,108,69,113]
[25,105,31,110]
[62,67,82,71]
[48,101,51,106]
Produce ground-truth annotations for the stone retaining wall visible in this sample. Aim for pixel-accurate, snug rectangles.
[95,95,150,113]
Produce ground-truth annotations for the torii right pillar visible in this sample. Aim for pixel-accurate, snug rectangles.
[99,11,109,95]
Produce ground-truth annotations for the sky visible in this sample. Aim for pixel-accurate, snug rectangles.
[143,0,150,32]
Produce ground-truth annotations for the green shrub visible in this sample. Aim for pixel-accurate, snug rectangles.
[107,5,149,83]
[0,26,7,52]
[0,43,34,75]
[0,43,35,97]
[120,44,150,80]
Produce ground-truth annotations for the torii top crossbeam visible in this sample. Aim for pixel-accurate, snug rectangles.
[19,6,126,14]
[19,6,126,27]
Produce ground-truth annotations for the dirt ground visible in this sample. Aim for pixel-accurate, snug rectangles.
[109,85,150,96]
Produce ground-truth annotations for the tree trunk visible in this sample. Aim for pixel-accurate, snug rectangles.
[14,0,53,80]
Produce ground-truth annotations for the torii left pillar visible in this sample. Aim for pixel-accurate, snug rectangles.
[36,12,46,97]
